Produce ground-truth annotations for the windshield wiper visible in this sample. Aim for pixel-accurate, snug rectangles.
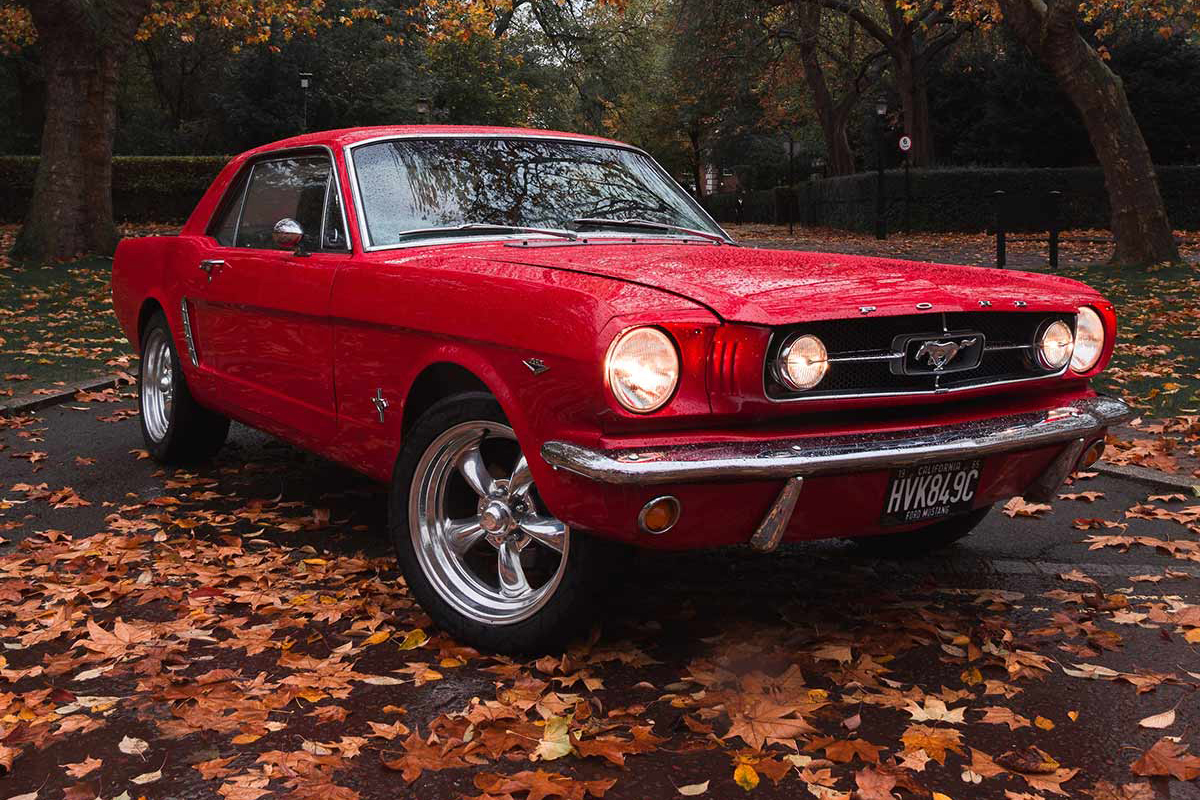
[571,217,728,244]
[397,223,579,241]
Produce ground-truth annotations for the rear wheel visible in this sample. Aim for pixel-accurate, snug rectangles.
[852,505,992,557]
[138,311,229,464]
[390,393,601,654]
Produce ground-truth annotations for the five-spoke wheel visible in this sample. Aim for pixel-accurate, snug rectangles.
[411,421,569,625]
[390,392,601,653]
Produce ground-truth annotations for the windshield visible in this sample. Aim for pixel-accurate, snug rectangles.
[349,137,726,247]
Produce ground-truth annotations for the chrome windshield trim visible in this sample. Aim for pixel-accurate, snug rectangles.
[395,223,580,241]
[363,231,718,253]
[541,395,1132,485]
[342,133,733,252]
[572,217,727,244]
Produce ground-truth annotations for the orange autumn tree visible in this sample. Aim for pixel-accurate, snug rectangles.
[0,0,621,262]
[0,1,383,261]
[951,0,1200,265]
[756,4,889,177]
[751,0,1195,264]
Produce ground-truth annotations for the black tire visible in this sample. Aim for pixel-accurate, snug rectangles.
[138,310,230,464]
[389,392,603,654]
[851,505,992,557]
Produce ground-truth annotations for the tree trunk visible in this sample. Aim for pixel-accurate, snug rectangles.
[11,0,151,262]
[801,71,857,176]
[997,0,1179,265]
[796,5,857,176]
[891,41,934,167]
[826,108,857,176]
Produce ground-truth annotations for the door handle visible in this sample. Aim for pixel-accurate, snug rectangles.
[199,259,225,281]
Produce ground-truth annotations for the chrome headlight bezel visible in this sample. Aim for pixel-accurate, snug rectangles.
[604,326,681,414]
[1036,319,1075,371]
[775,333,829,391]
[1071,306,1105,373]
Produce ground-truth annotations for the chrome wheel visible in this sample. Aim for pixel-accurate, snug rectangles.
[410,421,569,626]
[141,327,175,443]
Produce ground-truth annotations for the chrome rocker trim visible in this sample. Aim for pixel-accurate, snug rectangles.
[542,395,1131,553]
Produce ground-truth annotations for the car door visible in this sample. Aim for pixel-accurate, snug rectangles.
[185,150,351,446]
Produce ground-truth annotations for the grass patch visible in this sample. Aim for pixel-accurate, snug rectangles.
[1053,260,1200,421]
[0,247,132,400]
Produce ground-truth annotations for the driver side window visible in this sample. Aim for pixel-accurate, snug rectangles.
[213,153,349,252]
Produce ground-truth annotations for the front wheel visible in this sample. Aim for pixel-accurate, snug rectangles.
[851,505,993,557]
[389,393,601,654]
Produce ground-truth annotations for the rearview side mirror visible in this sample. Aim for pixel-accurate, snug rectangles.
[272,218,304,250]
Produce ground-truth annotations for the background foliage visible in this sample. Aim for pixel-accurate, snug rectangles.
[0,157,228,223]
[1,4,1197,169]
[703,165,1200,232]
[0,1,1198,237]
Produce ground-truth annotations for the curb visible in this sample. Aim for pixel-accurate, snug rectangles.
[0,374,134,416]
[1094,461,1199,493]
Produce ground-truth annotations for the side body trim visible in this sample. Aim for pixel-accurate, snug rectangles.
[179,298,199,367]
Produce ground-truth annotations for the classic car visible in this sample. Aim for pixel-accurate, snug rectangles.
[112,125,1130,652]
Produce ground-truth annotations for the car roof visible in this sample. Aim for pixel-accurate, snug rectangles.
[244,125,635,157]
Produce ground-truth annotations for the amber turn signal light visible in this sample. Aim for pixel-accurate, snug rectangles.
[1079,440,1106,470]
[638,496,681,535]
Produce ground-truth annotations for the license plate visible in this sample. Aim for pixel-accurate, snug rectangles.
[880,459,982,526]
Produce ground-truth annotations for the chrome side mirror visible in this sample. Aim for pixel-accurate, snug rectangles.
[272,218,304,250]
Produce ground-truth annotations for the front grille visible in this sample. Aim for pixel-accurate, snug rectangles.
[765,311,1074,401]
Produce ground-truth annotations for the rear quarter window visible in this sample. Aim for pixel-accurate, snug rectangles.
[206,166,251,247]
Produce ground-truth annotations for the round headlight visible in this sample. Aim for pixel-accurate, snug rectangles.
[605,327,680,413]
[777,334,829,391]
[1037,320,1074,370]
[1071,306,1104,373]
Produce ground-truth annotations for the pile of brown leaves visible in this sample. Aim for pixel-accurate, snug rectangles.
[2,388,1200,800]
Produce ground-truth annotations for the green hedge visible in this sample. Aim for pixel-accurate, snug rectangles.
[4,158,1197,232]
[0,156,229,224]
[702,166,1200,232]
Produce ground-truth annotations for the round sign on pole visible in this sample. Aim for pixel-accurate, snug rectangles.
[899,135,913,153]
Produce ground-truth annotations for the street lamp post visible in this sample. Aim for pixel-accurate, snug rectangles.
[875,96,888,241]
[788,135,795,236]
[299,72,313,133]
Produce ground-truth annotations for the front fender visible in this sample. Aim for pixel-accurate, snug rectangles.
[327,251,717,494]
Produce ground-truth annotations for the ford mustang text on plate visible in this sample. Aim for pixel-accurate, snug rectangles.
[111,126,1131,652]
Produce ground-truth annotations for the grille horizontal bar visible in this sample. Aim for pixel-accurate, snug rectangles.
[765,311,1074,401]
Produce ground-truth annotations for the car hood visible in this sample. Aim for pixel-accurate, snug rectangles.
[479,241,1102,325]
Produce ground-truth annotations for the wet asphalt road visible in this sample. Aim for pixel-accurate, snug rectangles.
[4,394,1195,575]
[2,393,1200,800]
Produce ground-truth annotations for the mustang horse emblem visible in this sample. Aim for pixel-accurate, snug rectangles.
[915,338,977,371]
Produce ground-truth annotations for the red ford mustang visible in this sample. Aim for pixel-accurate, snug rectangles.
[112,125,1130,652]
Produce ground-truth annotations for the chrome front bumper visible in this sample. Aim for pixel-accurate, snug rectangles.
[541,395,1132,551]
